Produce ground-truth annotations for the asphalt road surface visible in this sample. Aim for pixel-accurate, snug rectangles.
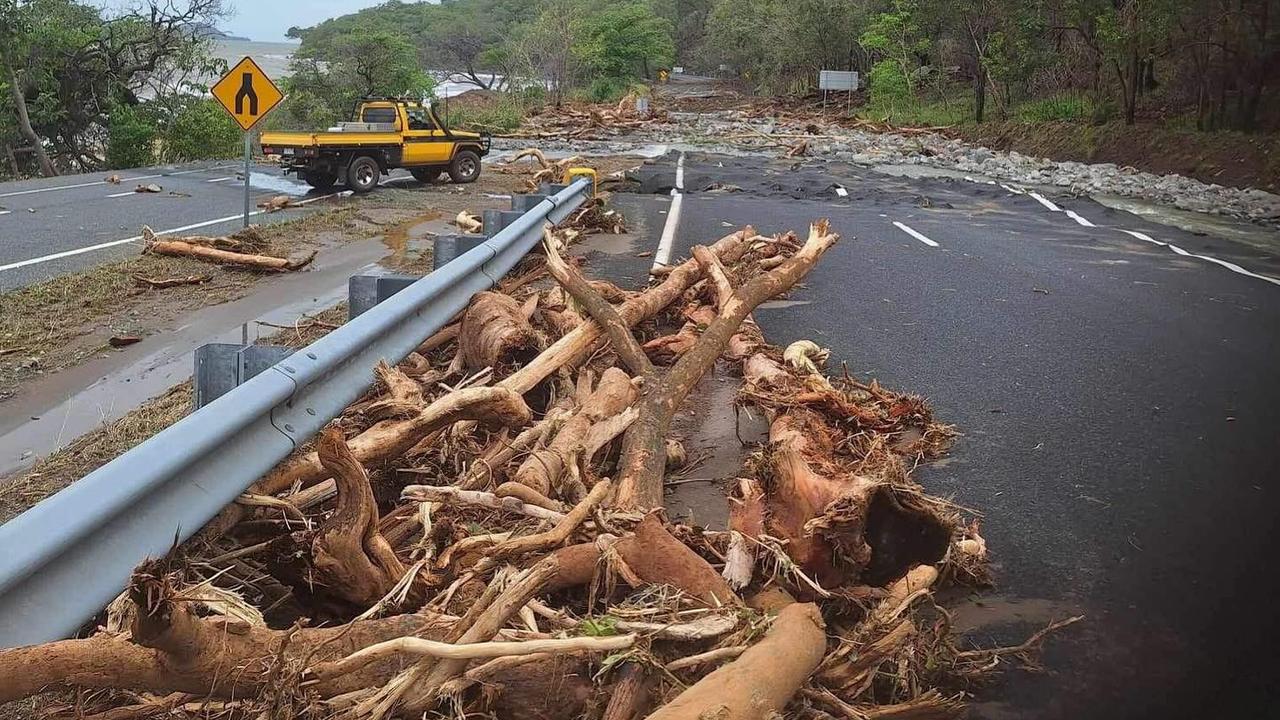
[608,153,1279,720]
[3,147,1278,717]
[0,162,418,292]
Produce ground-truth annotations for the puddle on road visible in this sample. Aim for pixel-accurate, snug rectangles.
[381,211,446,257]
[249,171,312,196]
[1092,194,1280,253]
[0,238,392,478]
[666,371,768,529]
[947,594,1084,635]
[757,298,813,310]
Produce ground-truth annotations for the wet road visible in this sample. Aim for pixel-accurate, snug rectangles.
[0,162,417,291]
[613,153,1280,720]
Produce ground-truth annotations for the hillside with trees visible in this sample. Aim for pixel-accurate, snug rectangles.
[2,0,1276,178]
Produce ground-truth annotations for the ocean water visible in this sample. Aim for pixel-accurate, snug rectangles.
[212,39,299,79]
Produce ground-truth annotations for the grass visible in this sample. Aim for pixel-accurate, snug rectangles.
[0,382,193,523]
[0,304,350,524]
[444,93,537,133]
[0,205,365,400]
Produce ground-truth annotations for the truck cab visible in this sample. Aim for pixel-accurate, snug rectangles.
[260,99,491,194]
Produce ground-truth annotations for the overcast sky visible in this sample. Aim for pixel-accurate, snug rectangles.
[221,0,431,42]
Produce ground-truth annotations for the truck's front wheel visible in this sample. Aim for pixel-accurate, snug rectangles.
[346,156,381,194]
[448,150,481,184]
[301,170,337,191]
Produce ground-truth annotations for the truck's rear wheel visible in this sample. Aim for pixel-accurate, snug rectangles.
[410,167,443,184]
[347,156,381,194]
[448,150,481,184]
[301,170,337,191]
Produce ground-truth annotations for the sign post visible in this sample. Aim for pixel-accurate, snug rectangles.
[210,57,285,228]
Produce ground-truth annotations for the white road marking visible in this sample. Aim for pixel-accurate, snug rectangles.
[651,153,686,273]
[106,191,136,198]
[1000,183,1025,195]
[653,193,684,270]
[1028,192,1062,212]
[894,221,939,248]
[0,210,10,216]
[1119,229,1280,287]
[0,166,227,199]
[0,192,339,274]
[1064,210,1095,227]
[206,176,236,183]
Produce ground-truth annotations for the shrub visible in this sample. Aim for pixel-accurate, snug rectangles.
[443,97,526,133]
[161,99,241,162]
[588,76,630,103]
[867,60,911,111]
[106,104,158,169]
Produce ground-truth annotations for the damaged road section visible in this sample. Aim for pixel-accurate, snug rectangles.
[0,197,1074,719]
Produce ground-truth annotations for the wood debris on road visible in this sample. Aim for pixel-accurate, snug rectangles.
[0,197,1073,720]
[141,225,315,272]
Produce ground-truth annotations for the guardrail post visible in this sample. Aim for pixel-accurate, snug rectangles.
[194,344,295,409]
[348,274,424,318]
[482,209,526,239]
[431,234,486,271]
[511,192,549,212]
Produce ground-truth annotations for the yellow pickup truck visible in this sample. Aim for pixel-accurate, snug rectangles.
[260,98,491,193]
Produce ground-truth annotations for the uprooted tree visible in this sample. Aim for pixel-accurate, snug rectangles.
[0,206,1077,719]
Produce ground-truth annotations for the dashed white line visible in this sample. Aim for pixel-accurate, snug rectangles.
[0,192,340,274]
[1119,229,1280,287]
[206,176,236,183]
[1000,183,1026,195]
[0,166,227,199]
[674,152,685,191]
[1064,210,1095,227]
[1028,192,1062,212]
[106,191,136,198]
[0,210,10,216]
[893,221,939,248]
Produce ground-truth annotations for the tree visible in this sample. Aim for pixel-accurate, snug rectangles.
[278,27,433,131]
[575,2,676,80]
[0,0,227,176]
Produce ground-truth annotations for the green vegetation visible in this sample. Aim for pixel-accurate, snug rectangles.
[270,28,435,131]
[284,0,674,122]
[3,0,1274,179]
[693,0,1278,131]
[1,0,232,177]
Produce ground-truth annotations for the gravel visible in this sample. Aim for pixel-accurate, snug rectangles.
[500,109,1280,227]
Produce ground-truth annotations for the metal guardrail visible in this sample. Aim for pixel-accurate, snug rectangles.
[0,178,592,649]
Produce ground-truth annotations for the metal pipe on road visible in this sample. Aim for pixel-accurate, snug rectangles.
[0,178,592,649]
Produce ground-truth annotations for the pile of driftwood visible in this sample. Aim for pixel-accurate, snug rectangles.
[511,100,672,140]
[141,225,316,273]
[0,208,1066,720]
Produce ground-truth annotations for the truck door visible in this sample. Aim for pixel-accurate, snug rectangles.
[402,107,451,166]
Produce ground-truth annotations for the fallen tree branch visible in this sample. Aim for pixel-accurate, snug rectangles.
[543,227,652,375]
[616,220,839,509]
[308,633,634,683]
[401,485,566,523]
[311,428,406,607]
[643,603,826,720]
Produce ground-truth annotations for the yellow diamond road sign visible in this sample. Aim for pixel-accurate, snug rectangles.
[211,56,284,131]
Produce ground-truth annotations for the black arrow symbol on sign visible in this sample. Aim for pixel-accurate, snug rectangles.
[234,72,258,115]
